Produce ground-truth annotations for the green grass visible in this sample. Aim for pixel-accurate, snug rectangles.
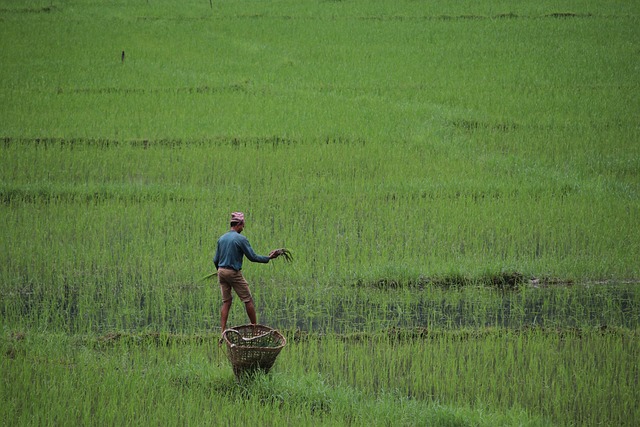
[1,0,639,425]
[2,328,637,426]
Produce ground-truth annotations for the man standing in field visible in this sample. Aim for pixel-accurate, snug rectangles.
[214,211,282,333]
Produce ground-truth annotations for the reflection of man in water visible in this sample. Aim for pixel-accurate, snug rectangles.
[213,212,282,332]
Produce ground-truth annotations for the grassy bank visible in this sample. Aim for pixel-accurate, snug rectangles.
[4,327,638,426]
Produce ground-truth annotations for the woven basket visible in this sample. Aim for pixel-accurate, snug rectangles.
[223,324,286,378]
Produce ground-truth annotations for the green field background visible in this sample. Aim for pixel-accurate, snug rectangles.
[2,0,639,295]
[1,1,639,425]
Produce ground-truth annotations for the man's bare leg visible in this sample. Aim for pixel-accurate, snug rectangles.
[244,299,257,325]
[220,299,232,332]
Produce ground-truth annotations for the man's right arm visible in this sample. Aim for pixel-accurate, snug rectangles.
[239,237,270,264]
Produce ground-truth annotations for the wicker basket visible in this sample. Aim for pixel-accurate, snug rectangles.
[223,324,286,378]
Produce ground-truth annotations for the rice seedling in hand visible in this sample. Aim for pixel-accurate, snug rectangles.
[270,248,293,262]
[200,271,218,281]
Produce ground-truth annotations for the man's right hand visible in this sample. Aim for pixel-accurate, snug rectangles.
[269,248,293,261]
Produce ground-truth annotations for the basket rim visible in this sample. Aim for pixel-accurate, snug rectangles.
[223,323,287,349]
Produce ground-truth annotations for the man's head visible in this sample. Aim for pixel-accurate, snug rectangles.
[230,211,245,232]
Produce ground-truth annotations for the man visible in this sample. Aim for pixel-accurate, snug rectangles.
[213,211,281,332]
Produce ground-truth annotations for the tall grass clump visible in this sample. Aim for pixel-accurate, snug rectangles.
[282,327,639,426]
[2,331,553,426]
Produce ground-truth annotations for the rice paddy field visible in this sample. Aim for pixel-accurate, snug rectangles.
[1,0,639,425]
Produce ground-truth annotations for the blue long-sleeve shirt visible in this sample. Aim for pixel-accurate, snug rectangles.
[213,230,270,271]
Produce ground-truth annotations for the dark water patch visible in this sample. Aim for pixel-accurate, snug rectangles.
[355,14,503,22]
[271,282,640,332]
[324,135,367,146]
[6,276,638,334]
[478,271,526,290]
[382,188,523,204]
[355,271,527,291]
[202,13,519,23]
[54,282,79,332]
[0,185,195,205]
[356,12,593,22]
[494,13,519,19]
[0,5,58,14]
[4,283,45,319]
[1,282,79,332]
[201,11,620,23]
[2,136,121,149]
[56,82,251,96]
[451,119,519,133]
[135,15,212,22]
[530,276,575,288]
[228,135,298,147]
[1,135,299,149]
[2,134,369,149]
[3,332,27,360]
[433,14,489,21]
[118,10,628,27]
[545,12,593,19]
